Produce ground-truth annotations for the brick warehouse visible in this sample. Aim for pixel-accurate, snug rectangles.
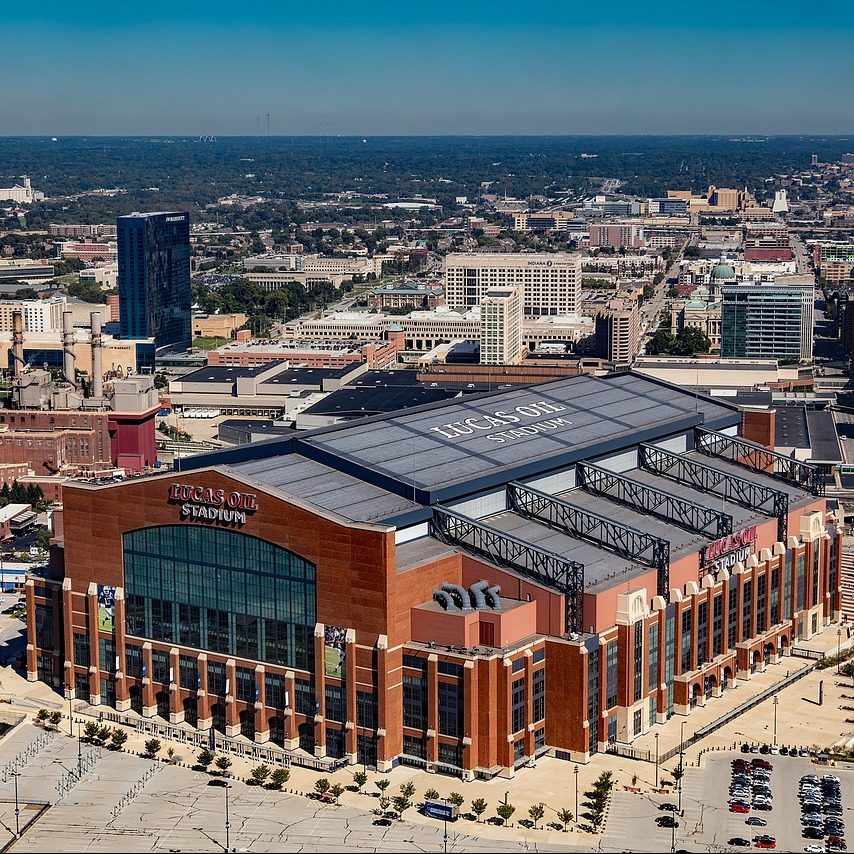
[26,373,840,779]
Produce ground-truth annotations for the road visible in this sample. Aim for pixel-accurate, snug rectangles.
[790,232,811,276]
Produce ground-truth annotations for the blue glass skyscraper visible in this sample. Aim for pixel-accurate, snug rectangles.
[118,212,191,352]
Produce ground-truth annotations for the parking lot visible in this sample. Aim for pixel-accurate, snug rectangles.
[605,751,853,852]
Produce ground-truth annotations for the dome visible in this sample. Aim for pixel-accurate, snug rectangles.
[385,323,404,332]
[710,260,736,281]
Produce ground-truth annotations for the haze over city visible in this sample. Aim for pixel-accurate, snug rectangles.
[3,0,854,135]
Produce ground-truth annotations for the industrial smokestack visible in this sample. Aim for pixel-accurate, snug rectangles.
[90,311,103,398]
[62,311,75,385]
[11,310,23,379]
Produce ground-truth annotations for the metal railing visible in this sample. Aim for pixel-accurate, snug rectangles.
[110,761,162,820]
[0,729,55,783]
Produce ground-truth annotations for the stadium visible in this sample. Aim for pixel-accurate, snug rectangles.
[26,372,839,779]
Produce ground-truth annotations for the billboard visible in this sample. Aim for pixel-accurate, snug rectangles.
[97,584,116,632]
[324,625,346,678]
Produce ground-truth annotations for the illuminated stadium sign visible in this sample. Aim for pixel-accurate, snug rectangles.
[168,483,257,526]
[701,525,758,573]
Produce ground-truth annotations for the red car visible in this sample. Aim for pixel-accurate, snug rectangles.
[731,803,751,813]
[754,837,776,850]
[827,836,847,847]
[752,759,772,770]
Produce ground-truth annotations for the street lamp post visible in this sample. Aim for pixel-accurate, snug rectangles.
[11,771,19,839]
[224,783,231,853]
[773,695,779,747]
[77,719,83,777]
[838,628,843,675]
[574,765,579,822]
[677,720,686,816]
[442,797,449,854]
[65,687,73,737]
[655,733,660,788]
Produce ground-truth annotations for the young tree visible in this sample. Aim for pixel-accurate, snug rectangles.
[110,728,128,750]
[83,721,100,741]
[48,711,62,729]
[314,778,331,798]
[375,778,390,796]
[352,770,368,793]
[424,787,440,801]
[471,798,488,822]
[528,802,545,829]
[197,749,215,770]
[392,795,412,820]
[36,708,49,724]
[215,756,232,774]
[329,783,345,804]
[251,763,271,785]
[144,738,161,758]
[378,795,390,812]
[496,803,516,826]
[97,725,111,744]
[399,781,416,800]
[447,792,465,808]
[166,747,175,762]
[269,767,290,789]
[556,808,573,831]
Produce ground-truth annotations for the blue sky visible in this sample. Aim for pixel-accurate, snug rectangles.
[3,0,852,135]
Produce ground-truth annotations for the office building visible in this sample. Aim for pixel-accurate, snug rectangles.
[444,252,582,316]
[27,373,839,777]
[721,285,814,362]
[479,286,523,365]
[588,223,645,250]
[118,212,191,352]
[594,298,641,364]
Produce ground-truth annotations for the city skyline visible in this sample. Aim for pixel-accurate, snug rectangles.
[3,0,853,136]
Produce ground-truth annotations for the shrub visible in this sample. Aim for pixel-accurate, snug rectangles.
[269,767,290,789]
[144,738,161,758]
[110,729,128,750]
[314,778,331,797]
[251,763,271,785]
[214,756,232,773]
[197,749,214,769]
[352,770,367,792]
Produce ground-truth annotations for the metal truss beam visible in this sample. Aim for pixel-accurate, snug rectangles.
[576,461,732,539]
[507,481,670,600]
[694,427,823,497]
[430,505,585,636]
[638,443,790,543]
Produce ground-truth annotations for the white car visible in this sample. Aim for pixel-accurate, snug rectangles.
[804,846,826,853]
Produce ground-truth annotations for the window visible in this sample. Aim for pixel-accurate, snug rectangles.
[403,674,427,730]
[73,634,90,668]
[152,649,169,683]
[265,673,285,709]
[325,684,345,723]
[35,605,53,650]
[236,667,255,703]
[742,580,753,640]
[533,669,545,722]
[680,609,693,673]
[796,554,806,612]
[784,551,793,620]
[606,643,618,708]
[437,742,462,769]
[74,672,89,701]
[402,734,426,759]
[207,660,226,696]
[100,677,115,707]
[179,655,197,690]
[295,679,315,716]
[438,681,463,738]
[633,708,643,736]
[648,623,659,692]
[402,654,425,671]
[511,658,525,674]
[325,728,345,759]
[713,594,723,658]
[812,542,820,610]
[439,661,463,677]
[356,690,377,730]
[664,607,676,715]
[357,735,376,768]
[37,654,53,683]
[587,645,600,755]
[728,575,738,649]
[756,574,767,634]
[99,637,116,673]
[633,621,644,702]
[125,644,143,679]
[697,601,708,667]
[532,647,545,664]
[123,526,316,671]
[511,678,526,733]
[771,567,780,626]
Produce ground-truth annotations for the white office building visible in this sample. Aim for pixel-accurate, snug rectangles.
[480,286,523,365]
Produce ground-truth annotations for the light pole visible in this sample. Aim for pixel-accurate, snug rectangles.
[677,720,686,816]
[772,695,779,747]
[574,765,579,822]
[655,733,660,788]
[65,685,73,737]
[442,797,449,854]
[11,771,19,838]
[224,783,232,853]
[77,719,83,777]
[838,628,842,674]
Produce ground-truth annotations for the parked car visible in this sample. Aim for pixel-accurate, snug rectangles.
[732,803,751,814]
[728,840,751,849]
[803,828,825,840]
[657,816,679,828]
[803,846,826,853]
[746,817,768,826]
[752,759,773,770]
[659,803,679,812]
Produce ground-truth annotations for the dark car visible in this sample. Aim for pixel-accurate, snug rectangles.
[802,828,824,839]
[759,745,770,754]
[659,803,679,812]
[372,817,392,827]
[746,817,768,826]
[778,747,789,755]
[207,779,229,787]
[657,816,679,828]
[741,743,752,753]
[728,839,751,848]
[753,802,773,811]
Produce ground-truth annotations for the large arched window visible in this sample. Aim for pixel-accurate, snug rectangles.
[123,525,316,671]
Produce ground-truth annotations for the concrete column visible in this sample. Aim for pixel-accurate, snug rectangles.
[196,653,211,731]
[375,636,392,773]
[141,643,155,716]
[463,660,476,782]
[25,579,38,681]
[114,590,130,710]
[59,578,74,690]
[426,653,439,767]
[344,629,357,764]
[224,659,239,737]
[169,648,182,723]
[254,665,269,744]
[283,670,297,749]
[87,584,101,706]
[313,625,326,757]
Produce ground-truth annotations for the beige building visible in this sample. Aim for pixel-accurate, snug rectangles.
[670,287,723,350]
[192,313,247,339]
[244,254,389,289]
[594,299,640,364]
[79,264,118,291]
[443,252,582,316]
[480,286,523,365]
[0,296,109,334]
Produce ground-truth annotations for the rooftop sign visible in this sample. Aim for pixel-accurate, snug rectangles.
[701,525,757,574]
[168,483,257,526]
[428,400,572,445]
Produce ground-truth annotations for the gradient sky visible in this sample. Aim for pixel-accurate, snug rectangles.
[3,0,852,135]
